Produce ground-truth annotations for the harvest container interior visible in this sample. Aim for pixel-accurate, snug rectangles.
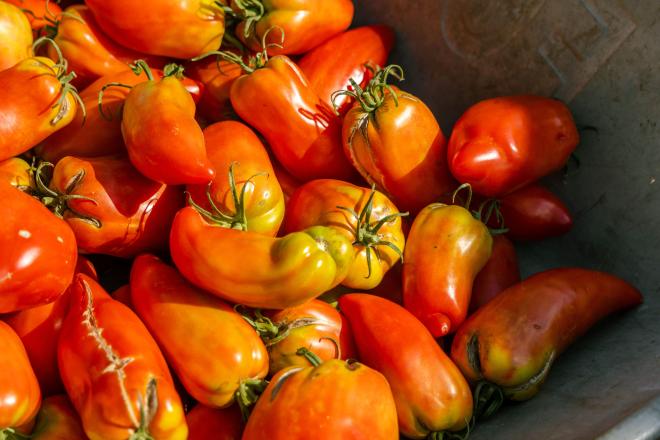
[353,1,660,439]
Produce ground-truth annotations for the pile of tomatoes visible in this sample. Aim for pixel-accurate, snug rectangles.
[0,1,644,439]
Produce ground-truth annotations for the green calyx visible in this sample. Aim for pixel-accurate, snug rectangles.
[130,59,155,81]
[452,183,509,236]
[187,162,265,231]
[296,347,323,367]
[237,306,319,347]
[336,185,408,279]
[224,0,265,38]
[0,428,31,440]
[128,378,159,440]
[331,64,405,114]
[235,378,268,421]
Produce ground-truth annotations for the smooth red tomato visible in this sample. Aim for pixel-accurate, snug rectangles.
[470,235,520,312]
[272,160,301,206]
[85,0,225,58]
[5,0,62,31]
[110,284,132,308]
[187,121,285,236]
[0,1,32,71]
[1,185,77,313]
[30,395,86,440]
[187,405,243,440]
[58,274,188,440]
[0,321,41,435]
[447,95,579,197]
[230,0,353,55]
[185,55,243,122]
[47,155,182,257]
[298,25,395,114]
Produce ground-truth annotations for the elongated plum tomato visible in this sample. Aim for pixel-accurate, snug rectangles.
[451,269,642,402]
[0,321,41,437]
[58,274,188,440]
[187,121,285,236]
[120,62,215,185]
[338,65,457,213]
[231,0,354,55]
[0,1,32,71]
[36,68,202,163]
[30,395,86,440]
[130,254,268,408]
[85,0,225,58]
[340,294,473,438]
[186,405,243,440]
[284,179,406,290]
[185,55,243,122]
[1,185,77,313]
[470,235,520,312]
[170,206,354,309]
[447,95,579,197]
[243,354,398,440]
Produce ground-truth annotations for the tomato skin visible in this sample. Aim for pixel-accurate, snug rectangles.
[0,57,78,161]
[243,360,398,440]
[0,157,33,188]
[0,321,41,431]
[451,268,642,401]
[298,25,395,114]
[186,404,243,440]
[0,1,32,71]
[448,95,579,197]
[111,284,132,308]
[230,55,357,182]
[58,274,188,440]
[5,0,61,31]
[233,0,353,56]
[50,5,165,88]
[498,183,573,241]
[187,121,285,236]
[470,235,520,312]
[170,207,354,309]
[30,395,86,440]
[1,185,77,313]
[272,160,301,206]
[340,294,473,438]
[185,56,243,122]
[122,74,215,185]
[284,179,406,290]
[343,87,456,214]
[266,299,356,375]
[49,155,182,257]
[403,204,492,337]
[84,0,224,58]
[130,254,268,408]
[36,68,201,163]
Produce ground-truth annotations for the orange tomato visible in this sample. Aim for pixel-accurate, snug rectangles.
[0,1,32,70]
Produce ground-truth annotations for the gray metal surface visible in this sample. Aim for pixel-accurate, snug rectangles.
[355,0,660,438]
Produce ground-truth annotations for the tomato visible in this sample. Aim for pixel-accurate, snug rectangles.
[495,183,574,241]
[185,55,243,122]
[470,235,520,312]
[340,294,473,438]
[0,53,82,162]
[403,202,492,337]
[5,0,61,31]
[265,299,356,375]
[229,54,358,182]
[0,321,41,437]
[187,404,243,440]
[447,95,579,197]
[30,395,86,440]
[0,1,32,71]
[58,274,188,440]
[0,157,33,189]
[187,121,285,236]
[45,155,182,257]
[1,185,77,313]
[451,269,642,404]
[170,206,354,309]
[130,254,268,408]
[121,62,215,185]
[229,0,353,55]
[50,5,165,88]
[339,65,456,213]
[271,160,301,206]
[84,0,224,58]
[285,179,406,290]
[111,284,132,308]
[36,68,202,164]
[243,354,398,439]
[298,25,395,114]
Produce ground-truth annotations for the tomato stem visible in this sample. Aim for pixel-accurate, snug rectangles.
[331,64,405,114]
[235,378,268,421]
[296,347,323,367]
[130,59,155,81]
[473,381,504,420]
[97,82,133,121]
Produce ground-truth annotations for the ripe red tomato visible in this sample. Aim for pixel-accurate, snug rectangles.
[5,0,62,31]
[187,405,243,440]
[470,235,520,312]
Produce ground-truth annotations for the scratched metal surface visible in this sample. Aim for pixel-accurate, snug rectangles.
[354,0,660,439]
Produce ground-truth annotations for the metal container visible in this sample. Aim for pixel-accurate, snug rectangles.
[354,1,660,438]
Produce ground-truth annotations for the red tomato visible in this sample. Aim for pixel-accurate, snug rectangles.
[1,185,77,313]
[110,285,132,308]
[30,395,86,440]
[185,55,243,122]
[447,95,579,197]
[0,321,41,434]
[5,0,62,31]
[298,25,395,114]
[0,1,32,71]
[187,405,243,440]
[58,274,188,440]
[84,0,225,58]
[470,235,520,312]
